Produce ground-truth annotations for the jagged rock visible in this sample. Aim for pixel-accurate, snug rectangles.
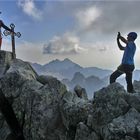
[1,51,140,140]
[133,80,140,92]
[91,83,129,133]
[0,51,67,140]
[75,122,100,140]
[20,80,67,140]
[0,51,13,77]
[60,89,93,131]
[0,121,11,140]
[37,75,67,96]
[74,85,88,100]
[122,93,140,113]
[7,59,38,80]
[102,108,140,140]
[0,59,38,97]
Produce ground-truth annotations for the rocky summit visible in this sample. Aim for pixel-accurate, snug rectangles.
[0,51,140,140]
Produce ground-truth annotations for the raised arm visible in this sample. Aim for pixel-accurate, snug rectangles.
[117,32,126,51]
[119,36,128,44]
[0,20,13,32]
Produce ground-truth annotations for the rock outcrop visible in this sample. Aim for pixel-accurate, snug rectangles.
[0,51,140,140]
[0,50,13,77]
[0,51,67,140]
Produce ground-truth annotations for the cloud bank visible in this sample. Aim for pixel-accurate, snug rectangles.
[75,2,140,34]
[15,1,140,68]
[43,1,140,56]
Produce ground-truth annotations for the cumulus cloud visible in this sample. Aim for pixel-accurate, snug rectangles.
[18,0,43,20]
[43,33,87,55]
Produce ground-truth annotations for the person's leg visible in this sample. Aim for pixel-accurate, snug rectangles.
[110,70,123,84]
[124,65,135,93]
[126,72,134,93]
[0,38,2,50]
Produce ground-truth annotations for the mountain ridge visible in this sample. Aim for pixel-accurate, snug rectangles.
[31,58,112,80]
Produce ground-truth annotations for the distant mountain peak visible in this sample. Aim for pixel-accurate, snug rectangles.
[42,58,82,75]
[74,72,85,78]
[72,72,85,83]
[62,58,78,66]
[49,59,60,64]
[48,58,74,65]
[63,58,72,62]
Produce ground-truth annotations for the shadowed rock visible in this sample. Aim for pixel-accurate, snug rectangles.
[1,51,140,140]
[102,108,140,140]
[74,85,88,100]
[0,89,24,140]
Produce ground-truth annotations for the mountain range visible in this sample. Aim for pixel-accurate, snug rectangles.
[31,58,140,98]
[31,58,112,80]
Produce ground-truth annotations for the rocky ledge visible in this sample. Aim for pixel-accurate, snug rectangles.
[0,51,140,140]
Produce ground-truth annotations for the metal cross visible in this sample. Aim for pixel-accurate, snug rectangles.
[3,23,21,59]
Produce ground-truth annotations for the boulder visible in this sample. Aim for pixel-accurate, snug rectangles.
[75,122,100,140]
[91,83,129,132]
[122,93,140,113]
[133,80,140,92]
[102,108,140,140]
[74,85,88,100]
[60,87,92,130]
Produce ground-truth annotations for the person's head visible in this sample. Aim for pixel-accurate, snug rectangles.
[127,32,137,41]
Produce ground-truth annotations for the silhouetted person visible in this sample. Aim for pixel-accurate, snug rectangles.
[110,32,137,93]
[0,12,14,50]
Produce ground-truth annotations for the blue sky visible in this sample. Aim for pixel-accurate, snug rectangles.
[1,0,140,70]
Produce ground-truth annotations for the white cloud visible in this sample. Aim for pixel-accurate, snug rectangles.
[18,0,43,20]
[75,6,101,30]
[43,33,87,55]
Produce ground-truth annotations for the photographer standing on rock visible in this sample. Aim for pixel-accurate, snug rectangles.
[0,11,14,50]
[110,32,137,93]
